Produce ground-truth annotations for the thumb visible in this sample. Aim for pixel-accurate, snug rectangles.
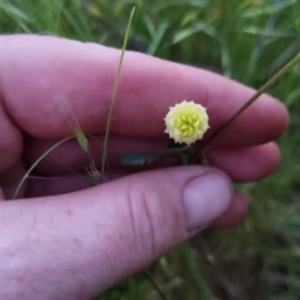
[0,166,233,300]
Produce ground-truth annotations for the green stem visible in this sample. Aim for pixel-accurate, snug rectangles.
[192,52,300,161]
[13,136,75,199]
[101,7,135,181]
[143,270,169,300]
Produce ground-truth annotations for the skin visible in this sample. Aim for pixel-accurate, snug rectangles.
[0,35,288,300]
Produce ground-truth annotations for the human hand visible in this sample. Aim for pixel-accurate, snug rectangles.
[0,35,288,299]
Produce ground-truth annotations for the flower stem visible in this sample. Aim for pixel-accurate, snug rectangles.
[192,51,300,161]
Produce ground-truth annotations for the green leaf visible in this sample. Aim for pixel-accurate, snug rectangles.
[147,20,169,55]
[172,22,216,45]
[1,2,32,22]
[121,153,160,165]
[295,19,300,32]
[241,0,296,18]
[240,26,294,38]
[286,88,300,108]
[180,10,199,27]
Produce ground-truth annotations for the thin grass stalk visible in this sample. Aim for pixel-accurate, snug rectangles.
[192,52,300,162]
[143,270,169,300]
[13,136,74,199]
[101,7,135,181]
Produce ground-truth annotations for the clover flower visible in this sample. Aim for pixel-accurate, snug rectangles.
[164,100,210,145]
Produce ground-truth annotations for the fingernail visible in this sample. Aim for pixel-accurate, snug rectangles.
[183,171,233,234]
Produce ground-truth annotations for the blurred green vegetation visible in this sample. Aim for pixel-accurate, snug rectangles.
[1,0,300,299]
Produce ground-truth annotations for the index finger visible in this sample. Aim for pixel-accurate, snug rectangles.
[0,35,288,148]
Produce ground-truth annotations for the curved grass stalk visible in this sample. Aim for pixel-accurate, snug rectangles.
[100,7,136,181]
[13,136,75,199]
[192,51,300,162]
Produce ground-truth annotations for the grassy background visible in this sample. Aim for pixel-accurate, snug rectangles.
[1,0,300,299]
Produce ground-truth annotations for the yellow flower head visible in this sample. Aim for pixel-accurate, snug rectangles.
[164,100,210,145]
